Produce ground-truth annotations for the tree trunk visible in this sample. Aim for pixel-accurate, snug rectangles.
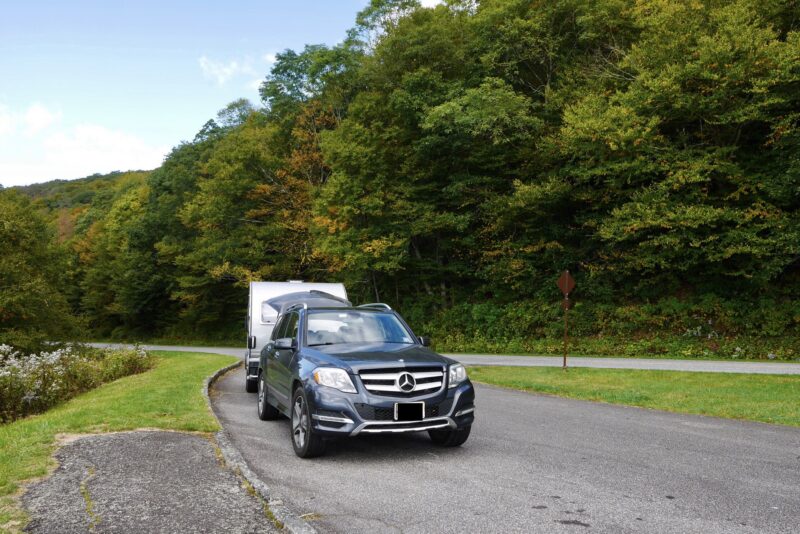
[410,239,433,297]
[371,271,380,302]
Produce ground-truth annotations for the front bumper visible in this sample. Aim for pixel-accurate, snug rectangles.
[304,379,476,437]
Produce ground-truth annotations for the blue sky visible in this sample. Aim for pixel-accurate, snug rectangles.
[0,0,372,186]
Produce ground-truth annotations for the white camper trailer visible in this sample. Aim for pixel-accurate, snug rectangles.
[244,281,348,392]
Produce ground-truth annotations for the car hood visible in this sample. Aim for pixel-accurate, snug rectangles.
[307,342,453,371]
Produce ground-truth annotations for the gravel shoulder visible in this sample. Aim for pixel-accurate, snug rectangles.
[22,431,278,533]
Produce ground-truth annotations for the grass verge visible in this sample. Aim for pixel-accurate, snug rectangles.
[442,350,794,363]
[469,366,800,427]
[89,338,241,348]
[0,350,237,531]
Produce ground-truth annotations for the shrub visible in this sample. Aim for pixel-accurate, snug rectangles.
[413,298,800,361]
[0,344,154,423]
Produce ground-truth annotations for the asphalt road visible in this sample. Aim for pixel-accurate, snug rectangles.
[211,367,800,534]
[23,431,276,533]
[92,343,800,374]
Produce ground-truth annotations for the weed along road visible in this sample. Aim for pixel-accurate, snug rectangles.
[211,366,800,534]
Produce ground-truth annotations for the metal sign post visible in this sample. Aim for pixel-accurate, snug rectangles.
[556,270,575,370]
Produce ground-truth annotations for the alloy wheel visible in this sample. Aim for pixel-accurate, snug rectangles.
[258,375,265,415]
[292,396,307,449]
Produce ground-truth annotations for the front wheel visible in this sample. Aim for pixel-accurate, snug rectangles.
[429,425,471,447]
[257,372,280,421]
[291,387,326,458]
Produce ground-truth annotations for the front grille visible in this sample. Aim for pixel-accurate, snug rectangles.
[358,366,445,396]
[354,404,394,420]
[354,401,449,421]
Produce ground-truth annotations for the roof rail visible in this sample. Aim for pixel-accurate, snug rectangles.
[358,303,392,310]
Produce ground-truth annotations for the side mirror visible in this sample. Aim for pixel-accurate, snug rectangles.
[275,337,296,350]
[248,336,257,349]
[419,336,431,347]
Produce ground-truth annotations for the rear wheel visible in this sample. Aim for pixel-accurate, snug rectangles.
[291,387,326,458]
[257,372,280,420]
[429,425,471,447]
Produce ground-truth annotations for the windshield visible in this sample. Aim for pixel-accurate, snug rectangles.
[306,310,415,346]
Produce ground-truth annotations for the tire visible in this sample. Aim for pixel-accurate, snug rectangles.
[245,364,258,393]
[429,425,471,447]
[290,386,326,458]
[257,372,280,421]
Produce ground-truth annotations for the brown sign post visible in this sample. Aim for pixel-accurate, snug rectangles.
[557,270,575,370]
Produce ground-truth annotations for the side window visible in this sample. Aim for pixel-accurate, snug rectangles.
[285,313,300,341]
[272,315,287,341]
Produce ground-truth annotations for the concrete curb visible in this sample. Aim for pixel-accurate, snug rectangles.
[204,362,316,534]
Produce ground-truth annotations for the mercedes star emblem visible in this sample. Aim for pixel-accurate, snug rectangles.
[397,372,416,392]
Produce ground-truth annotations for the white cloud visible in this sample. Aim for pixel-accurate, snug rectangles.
[263,52,277,65]
[0,123,169,186]
[198,55,256,86]
[0,103,62,138]
[24,103,62,135]
[420,0,444,7]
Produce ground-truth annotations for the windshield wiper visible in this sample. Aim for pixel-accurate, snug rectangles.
[307,342,340,346]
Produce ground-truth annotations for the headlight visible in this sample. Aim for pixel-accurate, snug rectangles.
[448,363,467,388]
[312,367,356,393]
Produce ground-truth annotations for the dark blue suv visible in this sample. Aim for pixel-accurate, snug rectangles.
[256,298,475,458]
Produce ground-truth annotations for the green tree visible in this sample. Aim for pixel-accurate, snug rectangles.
[0,191,81,351]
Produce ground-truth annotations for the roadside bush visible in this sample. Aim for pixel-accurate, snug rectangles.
[415,298,800,361]
[0,344,154,423]
[431,332,799,361]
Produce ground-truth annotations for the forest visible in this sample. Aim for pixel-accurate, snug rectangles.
[2,0,800,359]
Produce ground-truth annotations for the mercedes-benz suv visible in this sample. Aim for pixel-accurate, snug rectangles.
[256,298,475,458]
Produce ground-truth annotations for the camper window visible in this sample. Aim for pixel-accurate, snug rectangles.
[261,302,275,323]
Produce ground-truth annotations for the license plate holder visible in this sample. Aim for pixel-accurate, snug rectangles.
[394,402,425,421]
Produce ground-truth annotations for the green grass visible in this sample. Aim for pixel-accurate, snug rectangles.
[469,366,800,427]
[443,349,793,363]
[0,351,237,532]
[89,338,242,348]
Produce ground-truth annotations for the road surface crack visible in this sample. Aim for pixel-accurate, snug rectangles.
[79,465,101,531]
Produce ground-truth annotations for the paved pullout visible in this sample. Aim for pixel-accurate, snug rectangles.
[23,431,278,534]
[91,344,800,375]
[212,369,800,534]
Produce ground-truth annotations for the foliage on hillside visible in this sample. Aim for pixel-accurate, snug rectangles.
[0,192,82,352]
[2,0,799,357]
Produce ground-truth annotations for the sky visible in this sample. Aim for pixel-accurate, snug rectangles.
[0,0,374,187]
